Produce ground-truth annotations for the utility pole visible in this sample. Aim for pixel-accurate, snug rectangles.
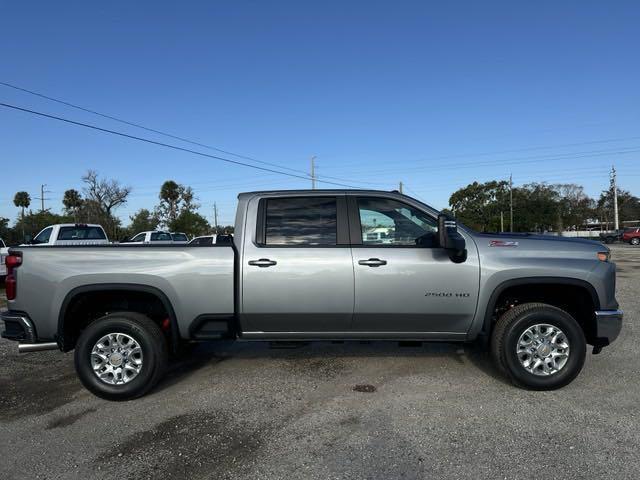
[500,211,504,233]
[35,183,51,212]
[611,166,619,230]
[213,202,219,233]
[509,174,514,232]
[310,156,316,190]
[398,181,403,194]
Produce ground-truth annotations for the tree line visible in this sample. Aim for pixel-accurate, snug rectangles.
[1,170,232,245]
[446,180,640,233]
[3,173,638,244]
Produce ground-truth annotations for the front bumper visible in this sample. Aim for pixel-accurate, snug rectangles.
[594,309,623,346]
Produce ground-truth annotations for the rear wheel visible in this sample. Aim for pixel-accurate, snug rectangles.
[491,303,586,390]
[74,312,168,400]
[631,237,640,246]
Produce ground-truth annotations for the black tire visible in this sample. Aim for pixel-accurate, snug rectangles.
[74,312,168,400]
[631,238,640,246]
[491,303,586,390]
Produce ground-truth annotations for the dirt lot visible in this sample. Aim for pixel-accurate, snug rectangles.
[1,245,639,480]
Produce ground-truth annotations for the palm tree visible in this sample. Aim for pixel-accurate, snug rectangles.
[159,180,181,226]
[63,189,83,222]
[13,191,31,241]
[13,191,31,219]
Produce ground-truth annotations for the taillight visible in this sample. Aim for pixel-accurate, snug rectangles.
[5,253,22,300]
[6,254,22,269]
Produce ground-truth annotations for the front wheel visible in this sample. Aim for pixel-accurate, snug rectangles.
[74,312,168,400]
[491,303,586,390]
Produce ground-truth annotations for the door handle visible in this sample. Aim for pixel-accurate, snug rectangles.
[248,258,277,267]
[358,258,387,267]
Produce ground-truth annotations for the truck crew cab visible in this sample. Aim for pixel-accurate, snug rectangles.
[1,190,623,399]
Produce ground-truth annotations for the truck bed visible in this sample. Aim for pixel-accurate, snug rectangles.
[9,245,236,341]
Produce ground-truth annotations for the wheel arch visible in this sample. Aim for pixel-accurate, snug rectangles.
[57,283,179,353]
[482,277,600,339]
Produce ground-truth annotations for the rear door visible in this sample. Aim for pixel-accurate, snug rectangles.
[349,195,480,336]
[241,195,354,333]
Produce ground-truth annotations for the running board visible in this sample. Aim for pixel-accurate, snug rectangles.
[18,342,59,353]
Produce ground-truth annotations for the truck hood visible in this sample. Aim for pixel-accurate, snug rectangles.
[474,232,605,250]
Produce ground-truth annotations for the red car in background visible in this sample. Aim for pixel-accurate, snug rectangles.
[622,227,640,245]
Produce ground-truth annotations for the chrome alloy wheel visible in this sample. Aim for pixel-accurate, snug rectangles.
[516,324,570,376]
[90,333,143,385]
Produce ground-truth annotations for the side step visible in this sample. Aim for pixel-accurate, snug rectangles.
[18,342,59,353]
[269,341,310,349]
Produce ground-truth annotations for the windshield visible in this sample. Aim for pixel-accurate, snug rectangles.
[32,227,53,244]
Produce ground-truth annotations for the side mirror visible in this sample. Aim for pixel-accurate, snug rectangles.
[438,214,467,263]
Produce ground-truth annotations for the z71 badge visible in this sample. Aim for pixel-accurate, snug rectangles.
[489,240,519,247]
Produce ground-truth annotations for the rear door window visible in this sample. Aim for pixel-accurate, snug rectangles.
[264,197,337,246]
[150,232,173,242]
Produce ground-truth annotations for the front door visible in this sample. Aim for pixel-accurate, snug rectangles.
[241,195,354,334]
[350,195,480,335]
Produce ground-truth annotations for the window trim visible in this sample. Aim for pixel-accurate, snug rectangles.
[255,195,349,248]
[348,195,439,248]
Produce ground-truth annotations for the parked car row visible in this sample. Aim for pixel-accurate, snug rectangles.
[599,227,640,245]
[5,225,232,249]
[121,231,189,245]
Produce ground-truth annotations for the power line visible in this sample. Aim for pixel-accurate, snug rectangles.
[0,102,361,189]
[327,145,640,178]
[0,80,317,177]
[331,135,640,171]
[34,183,52,212]
[0,81,388,188]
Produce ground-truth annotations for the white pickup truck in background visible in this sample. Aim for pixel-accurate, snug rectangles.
[121,230,175,244]
[27,224,109,246]
[0,238,8,279]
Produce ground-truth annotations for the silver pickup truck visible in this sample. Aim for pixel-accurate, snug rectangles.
[1,189,623,399]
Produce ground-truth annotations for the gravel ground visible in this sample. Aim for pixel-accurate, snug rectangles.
[0,245,638,479]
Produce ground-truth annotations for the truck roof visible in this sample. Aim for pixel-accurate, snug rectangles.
[48,223,105,228]
[238,189,407,200]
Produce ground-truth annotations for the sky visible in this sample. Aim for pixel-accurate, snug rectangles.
[1,1,639,227]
